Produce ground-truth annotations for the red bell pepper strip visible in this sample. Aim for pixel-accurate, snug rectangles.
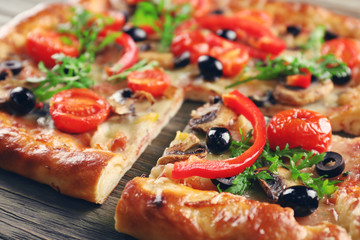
[106,33,139,75]
[172,90,267,179]
[196,15,286,56]
[286,68,312,88]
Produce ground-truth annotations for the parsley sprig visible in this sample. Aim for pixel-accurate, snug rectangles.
[225,131,340,198]
[132,0,191,51]
[27,54,93,101]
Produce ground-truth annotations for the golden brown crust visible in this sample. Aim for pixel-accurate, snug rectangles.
[115,177,350,240]
[0,112,123,203]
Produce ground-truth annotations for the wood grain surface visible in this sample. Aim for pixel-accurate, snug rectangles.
[0,1,359,240]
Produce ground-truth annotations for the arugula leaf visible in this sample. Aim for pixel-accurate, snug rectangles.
[224,130,340,198]
[131,0,191,51]
[107,59,159,81]
[302,25,326,52]
[227,53,349,88]
[27,53,93,101]
[58,7,117,60]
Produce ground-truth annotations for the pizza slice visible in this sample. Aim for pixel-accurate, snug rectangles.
[131,0,360,136]
[115,91,360,239]
[0,0,183,203]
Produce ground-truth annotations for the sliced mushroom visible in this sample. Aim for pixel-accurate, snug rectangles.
[255,167,300,202]
[157,148,207,165]
[189,102,238,133]
[157,131,206,165]
[273,79,334,106]
[108,89,155,116]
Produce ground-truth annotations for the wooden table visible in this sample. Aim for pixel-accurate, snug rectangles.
[0,1,359,239]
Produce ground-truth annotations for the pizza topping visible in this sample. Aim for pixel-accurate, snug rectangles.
[174,51,190,68]
[205,127,232,154]
[189,101,237,133]
[123,27,147,42]
[278,186,319,217]
[211,176,237,191]
[49,88,110,133]
[131,1,191,51]
[8,87,36,115]
[127,69,170,97]
[27,54,93,101]
[331,67,352,85]
[197,55,223,81]
[267,109,332,153]
[286,26,302,37]
[158,148,207,165]
[172,90,267,179]
[273,79,334,106]
[0,60,23,75]
[324,30,339,41]
[315,151,345,178]
[215,29,237,41]
[321,38,360,69]
[26,30,80,68]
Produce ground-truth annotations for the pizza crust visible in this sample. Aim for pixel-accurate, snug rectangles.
[115,177,350,240]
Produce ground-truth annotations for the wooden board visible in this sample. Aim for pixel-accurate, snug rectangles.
[0,1,359,239]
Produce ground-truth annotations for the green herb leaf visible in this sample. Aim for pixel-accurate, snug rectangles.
[108,59,159,82]
[131,0,191,51]
[302,25,326,52]
[28,53,93,101]
[224,130,340,198]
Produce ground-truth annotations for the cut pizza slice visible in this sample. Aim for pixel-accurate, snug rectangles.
[133,0,360,136]
[0,0,184,203]
[115,91,360,239]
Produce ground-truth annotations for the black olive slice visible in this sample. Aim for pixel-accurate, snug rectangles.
[286,26,301,37]
[316,151,345,178]
[0,60,23,75]
[0,70,8,81]
[206,127,232,154]
[278,186,318,217]
[211,9,224,15]
[174,51,190,69]
[211,176,237,191]
[324,30,338,41]
[123,27,147,42]
[331,67,351,85]
[8,87,36,115]
[198,55,223,81]
[216,29,237,41]
[210,95,223,104]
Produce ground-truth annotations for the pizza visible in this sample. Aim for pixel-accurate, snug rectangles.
[1,0,360,238]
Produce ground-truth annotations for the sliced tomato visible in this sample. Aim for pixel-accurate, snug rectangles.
[26,31,79,68]
[171,31,209,63]
[210,47,249,76]
[127,69,171,97]
[50,89,110,133]
[267,109,332,153]
[321,38,360,69]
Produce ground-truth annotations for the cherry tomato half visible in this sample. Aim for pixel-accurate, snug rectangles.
[127,69,171,97]
[26,31,79,68]
[50,89,110,133]
[321,38,360,69]
[267,109,332,153]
